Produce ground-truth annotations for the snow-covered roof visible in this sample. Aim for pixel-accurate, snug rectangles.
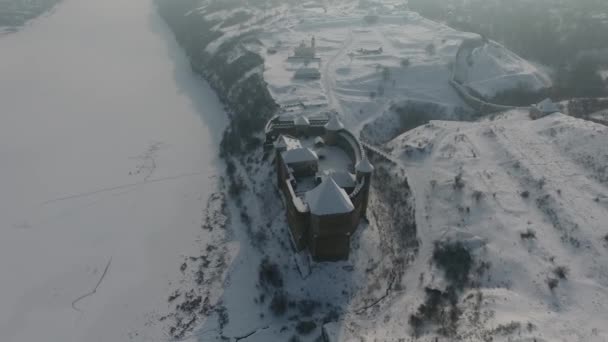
[324,115,345,131]
[294,116,310,126]
[314,136,325,145]
[275,135,301,150]
[324,170,356,188]
[535,98,559,114]
[305,177,354,216]
[282,147,318,164]
[355,157,374,173]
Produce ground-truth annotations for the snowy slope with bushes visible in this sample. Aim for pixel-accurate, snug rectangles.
[382,111,608,341]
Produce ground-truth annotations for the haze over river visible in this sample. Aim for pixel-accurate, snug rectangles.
[0,0,227,340]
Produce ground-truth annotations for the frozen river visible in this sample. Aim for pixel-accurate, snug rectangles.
[0,0,227,340]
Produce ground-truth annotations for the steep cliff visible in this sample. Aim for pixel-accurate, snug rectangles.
[155,0,278,156]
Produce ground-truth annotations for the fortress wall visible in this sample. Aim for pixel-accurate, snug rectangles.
[284,180,310,251]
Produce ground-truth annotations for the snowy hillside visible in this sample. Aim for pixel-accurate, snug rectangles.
[381,111,608,341]
[454,40,552,99]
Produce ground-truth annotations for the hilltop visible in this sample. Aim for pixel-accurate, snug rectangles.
[384,111,608,341]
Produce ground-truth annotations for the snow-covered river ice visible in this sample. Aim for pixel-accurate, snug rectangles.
[0,0,227,340]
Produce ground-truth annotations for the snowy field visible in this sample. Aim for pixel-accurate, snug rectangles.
[385,111,608,341]
[0,0,227,341]
[260,8,475,133]
[255,1,549,140]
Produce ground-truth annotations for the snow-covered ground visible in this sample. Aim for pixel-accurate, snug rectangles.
[383,111,608,341]
[260,9,476,134]
[0,0,227,341]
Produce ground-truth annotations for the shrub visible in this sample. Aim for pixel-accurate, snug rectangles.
[425,43,436,56]
[409,287,461,337]
[494,321,521,335]
[297,299,320,317]
[253,229,268,249]
[270,292,288,316]
[520,190,530,198]
[547,278,559,291]
[259,258,283,288]
[408,314,424,337]
[401,58,411,68]
[520,229,536,240]
[417,288,445,320]
[553,266,568,280]
[432,241,472,289]
[453,173,465,190]
[295,321,317,335]
[395,101,450,133]
[228,176,245,197]
[216,305,229,329]
[473,190,484,202]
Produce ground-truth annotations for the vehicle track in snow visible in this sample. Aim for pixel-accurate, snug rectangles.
[321,28,353,115]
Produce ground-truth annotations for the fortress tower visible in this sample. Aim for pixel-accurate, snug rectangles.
[355,157,374,218]
[323,114,344,145]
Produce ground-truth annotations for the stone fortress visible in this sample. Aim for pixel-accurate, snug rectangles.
[265,114,374,261]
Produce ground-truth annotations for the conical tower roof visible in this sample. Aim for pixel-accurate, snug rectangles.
[324,115,344,131]
[305,178,354,216]
[274,135,288,149]
[355,157,374,173]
